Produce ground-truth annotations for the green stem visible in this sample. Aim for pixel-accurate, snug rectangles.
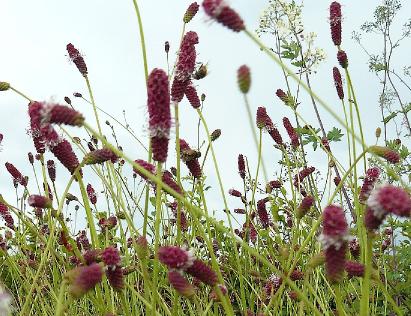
[131,0,149,83]
[151,162,163,313]
[85,76,103,136]
[361,234,373,316]
[243,94,268,181]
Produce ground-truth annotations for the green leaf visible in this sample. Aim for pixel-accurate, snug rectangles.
[383,111,398,124]
[327,127,344,142]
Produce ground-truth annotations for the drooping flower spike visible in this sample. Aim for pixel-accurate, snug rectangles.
[202,0,245,32]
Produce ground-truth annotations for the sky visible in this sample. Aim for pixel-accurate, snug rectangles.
[0,1,410,227]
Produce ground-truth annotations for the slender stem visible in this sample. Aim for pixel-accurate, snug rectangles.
[9,86,32,102]
[151,163,163,313]
[85,76,103,136]
[361,233,373,316]
[131,0,149,83]
[243,94,268,181]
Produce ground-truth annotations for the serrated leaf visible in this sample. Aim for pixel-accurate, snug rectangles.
[327,127,344,142]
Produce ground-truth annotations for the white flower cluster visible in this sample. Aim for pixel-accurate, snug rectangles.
[257,0,326,71]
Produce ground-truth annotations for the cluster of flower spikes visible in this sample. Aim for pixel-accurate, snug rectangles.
[28,101,84,175]
[319,205,350,283]
[65,245,125,298]
[5,162,27,187]
[147,68,171,163]
[179,139,202,178]
[171,31,199,105]
[365,184,411,231]
[202,0,245,32]
[158,245,221,298]
[0,203,15,230]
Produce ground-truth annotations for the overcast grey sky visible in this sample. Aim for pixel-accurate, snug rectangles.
[1,1,410,224]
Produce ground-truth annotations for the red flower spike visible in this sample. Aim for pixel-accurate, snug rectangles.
[202,0,245,32]
[290,269,304,281]
[359,167,380,203]
[349,238,360,259]
[179,139,202,178]
[186,259,218,286]
[268,126,283,146]
[329,2,342,46]
[28,195,52,209]
[83,148,118,165]
[296,195,314,219]
[168,270,195,297]
[256,107,271,129]
[66,263,103,299]
[106,265,124,291]
[229,189,242,198]
[209,284,228,301]
[368,184,411,218]
[5,162,27,187]
[238,154,246,179]
[237,65,251,94]
[185,83,201,108]
[28,101,46,154]
[162,170,184,196]
[133,159,156,181]
[282,117,299,148]
[66,43,88,76]
[319,205,348,283]
[28,152,34,165]
[333,67,344,100]
[83,249,101,265]
[44,127,81,175]
[158,246,195,270]
[257,198,271,228]
[184,2,200,23]
[47,160,56,182]
[276,89,289,104]
[171,79,189,103]
[337,50,348,69]
[101,246,121,267]
[41,103,84,126]
[368,146,400,164]
[175,32,199,81]
[147,68,171,163]
[293,166,315,187]
[345,260,364,278]
[0,203,15,230]
[87,184,97,205]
